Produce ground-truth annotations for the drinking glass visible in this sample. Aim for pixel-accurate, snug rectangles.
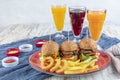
[87,9,106,49]
[51,5,66,39]
[69,6,86,43]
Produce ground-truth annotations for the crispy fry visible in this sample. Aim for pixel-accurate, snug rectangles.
[67,66,82,70]
[85,65,99,72]
[41,57,54,71]
[67,59,80,66]
[64,58,98,74]
[56,60,67,74]
[64,69,85,74]
[50,58,61,72]
[83,59,97,68]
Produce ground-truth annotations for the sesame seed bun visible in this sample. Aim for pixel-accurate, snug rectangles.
[79,38,97,51]
[41,40,59,55]
[61,40,78,52]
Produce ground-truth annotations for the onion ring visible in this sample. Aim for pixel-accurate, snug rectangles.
[40,57,54,71]
[50,58,61,72]
[56,60,67,74]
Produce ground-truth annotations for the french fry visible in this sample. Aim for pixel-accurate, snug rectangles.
[89,61,95,67]
[67,66,82,70]
[85,65,99,72]
[64,69,85,74]
[74,57,92,66]
[50,58,61,72]
[67,60,80,66]
[56,60,67,74]
[83,59,97,68]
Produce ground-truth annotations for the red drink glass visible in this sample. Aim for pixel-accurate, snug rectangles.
[69,6,86,43]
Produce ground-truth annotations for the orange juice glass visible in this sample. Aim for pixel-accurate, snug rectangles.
[87,9,106,41]
[51,5,66,39]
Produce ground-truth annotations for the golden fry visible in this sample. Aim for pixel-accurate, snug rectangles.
[67,66,82,70]
[64,69,85,74]
[56,60,67,74]
[68,59,81,66]
[85,65,99,72]
[83,59,97,68]
[67,57,93,66]
[50,58,61,72]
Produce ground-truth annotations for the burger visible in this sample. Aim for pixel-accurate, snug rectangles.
[60,40,78,61]
[40,40,59,59]
[79,38,97,55]
[79,38,100,61]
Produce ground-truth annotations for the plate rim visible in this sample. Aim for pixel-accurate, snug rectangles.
[29,50,111,76]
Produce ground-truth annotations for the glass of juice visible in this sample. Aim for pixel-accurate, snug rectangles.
[51,5,66,39]
[87,9,106,49]
[69,6,86,43]
[87,9,106,41]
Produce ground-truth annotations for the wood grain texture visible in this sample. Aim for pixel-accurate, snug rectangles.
[0,23,120,80]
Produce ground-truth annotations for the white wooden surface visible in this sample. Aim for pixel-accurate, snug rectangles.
[0,23,120,80]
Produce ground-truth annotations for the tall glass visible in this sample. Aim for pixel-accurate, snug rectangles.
[87,9,106,49]
[51,5,66,39]
[69,6,86,43]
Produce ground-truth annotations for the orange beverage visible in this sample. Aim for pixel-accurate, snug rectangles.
[87,10,106,41]
[51,5,66,31]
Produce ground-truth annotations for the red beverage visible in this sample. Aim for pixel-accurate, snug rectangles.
[69,9,86,36]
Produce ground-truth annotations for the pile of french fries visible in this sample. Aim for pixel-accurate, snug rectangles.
[40,53,100,74]
[64,54,99,74]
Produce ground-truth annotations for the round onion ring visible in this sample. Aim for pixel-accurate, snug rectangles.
[41,57,54,71]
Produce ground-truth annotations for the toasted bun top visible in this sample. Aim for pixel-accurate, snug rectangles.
[61,40,78,51]
[41,40,59,55]
[79,38,97,50]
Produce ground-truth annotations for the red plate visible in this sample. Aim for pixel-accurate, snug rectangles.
[29,50,111,76]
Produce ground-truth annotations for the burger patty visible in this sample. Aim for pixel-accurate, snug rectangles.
[58,50,78,57]
[79,49,96,54]
[62,50,78,55]
[61,51,78,61]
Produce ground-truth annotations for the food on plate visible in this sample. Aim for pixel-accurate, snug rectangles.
[60,40,78,61]
[40,40,59,59]
[56,59,68,74]
[64,57,99,74]
[79,38,97,54]
[40,55,99,74]
[50,58,61,72]
[78,38,99,61]
[40,57,68,74]
[41,57,54,71]
[39,38,100,74]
